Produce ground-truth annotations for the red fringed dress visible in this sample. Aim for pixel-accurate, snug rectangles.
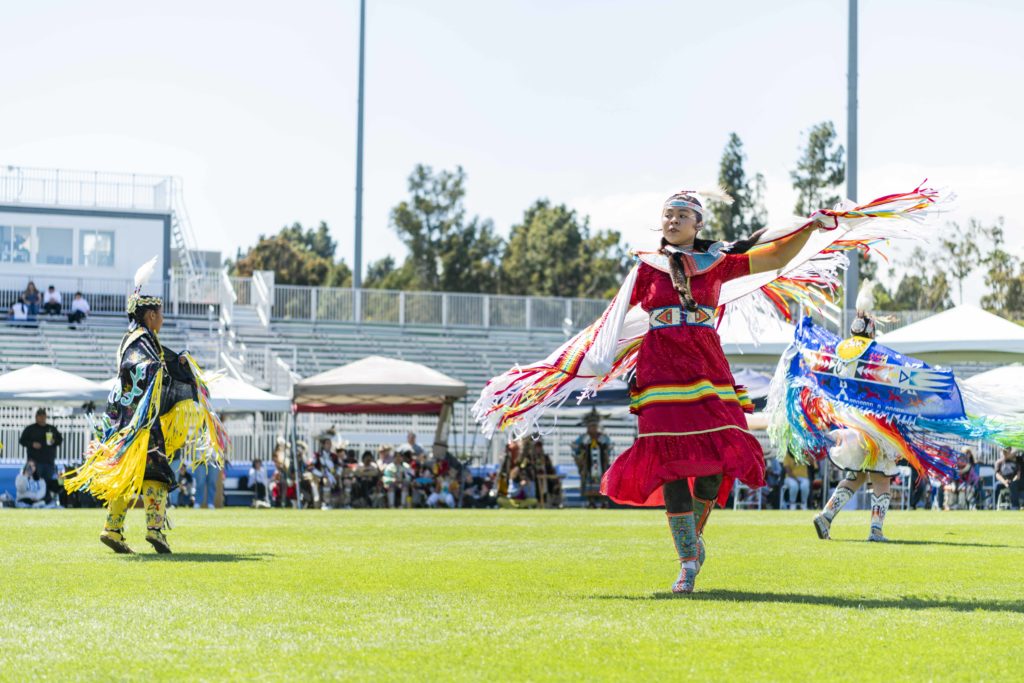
[600,252,765,507]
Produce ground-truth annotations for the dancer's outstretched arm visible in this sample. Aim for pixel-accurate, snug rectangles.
[747,220,825,275]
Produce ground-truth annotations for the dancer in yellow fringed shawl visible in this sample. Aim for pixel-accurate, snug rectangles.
[64,257,228,554]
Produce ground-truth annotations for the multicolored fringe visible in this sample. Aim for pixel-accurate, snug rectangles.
[718,183,948,329]
[767,321,1024,482]
[475,184,950,439]
[473,266,640,439]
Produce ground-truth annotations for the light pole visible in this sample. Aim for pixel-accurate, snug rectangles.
[844,0,859,323]
[353,0,366,289]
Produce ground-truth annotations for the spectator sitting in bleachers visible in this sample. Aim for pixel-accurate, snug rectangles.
[15,460,50,508]
[248,459,270,508]
[42,285,62,315]
[944,448,981,510]
[68,291,90,328]
[9,296,29,324]
[22,281,40,317]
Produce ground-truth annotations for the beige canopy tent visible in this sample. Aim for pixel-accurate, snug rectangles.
[292,355,467,414]
[291,357,468,487]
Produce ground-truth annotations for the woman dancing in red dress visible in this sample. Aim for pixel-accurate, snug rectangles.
[607,192,822,592]
[475,184,943,593]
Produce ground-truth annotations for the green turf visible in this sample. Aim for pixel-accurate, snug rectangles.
[1,508,1021,681]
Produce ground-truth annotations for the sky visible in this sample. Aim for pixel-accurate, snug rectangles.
[1,0,1021,303]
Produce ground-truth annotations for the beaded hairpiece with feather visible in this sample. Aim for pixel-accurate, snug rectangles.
[126,256,162,315]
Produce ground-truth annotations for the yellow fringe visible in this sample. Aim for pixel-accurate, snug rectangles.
[62,429,151,504]
[64,360,164,504]
[64,348,229,503]
[160,399,202,456]
[160,398,226,467]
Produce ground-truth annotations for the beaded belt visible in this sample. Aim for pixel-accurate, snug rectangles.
[649,304,717,329]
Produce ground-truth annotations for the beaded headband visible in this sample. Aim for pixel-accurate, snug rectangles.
[127,293,162,315]
[663,193,705,219]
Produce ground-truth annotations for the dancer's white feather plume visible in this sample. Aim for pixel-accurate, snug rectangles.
[698,186,734,206]
[855,279,877,312]
[134,255,158,290]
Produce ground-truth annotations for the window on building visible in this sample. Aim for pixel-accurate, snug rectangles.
[80,230,115,267]
[0,225,32,263]
[37,227,74,265]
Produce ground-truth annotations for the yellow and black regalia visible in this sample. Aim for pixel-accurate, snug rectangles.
[64,258,227,554]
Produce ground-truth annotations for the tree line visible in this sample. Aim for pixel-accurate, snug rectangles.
[230,124,1020,317]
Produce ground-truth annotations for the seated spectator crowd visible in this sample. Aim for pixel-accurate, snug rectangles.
[7,280,90,327]
[252,432,505,510]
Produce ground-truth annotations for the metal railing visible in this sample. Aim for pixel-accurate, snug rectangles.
[0,265,952,335]
[169,270,222,314]
[0,165,174,212]
[230,277,252,306]
[218,270,236,327]
[268,349,299,396]
[252,271,273,328]
[270,284,610,330]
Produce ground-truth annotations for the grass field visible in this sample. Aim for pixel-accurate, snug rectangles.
[2,508,1022,682]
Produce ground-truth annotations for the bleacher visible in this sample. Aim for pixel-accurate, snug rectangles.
[230,316,569,397]
[0,312,220,380]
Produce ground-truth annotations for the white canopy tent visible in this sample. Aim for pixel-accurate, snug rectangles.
[877,305,1024,362]
[208,377,291,413]
[0,365,108,405]
[718,310,796,364]
[99,375,291,413]
[731,368,773,400]
[961,364,1024,416]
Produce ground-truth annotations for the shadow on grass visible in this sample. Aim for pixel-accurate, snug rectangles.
[833,539,1023,549]
[128,552,275,563]
[594,590,1024,613]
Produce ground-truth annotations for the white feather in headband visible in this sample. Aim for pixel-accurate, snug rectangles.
[695,186,734,206]
[127,255,162,314]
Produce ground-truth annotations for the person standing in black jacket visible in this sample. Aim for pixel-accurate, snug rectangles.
[20,408,63,504]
